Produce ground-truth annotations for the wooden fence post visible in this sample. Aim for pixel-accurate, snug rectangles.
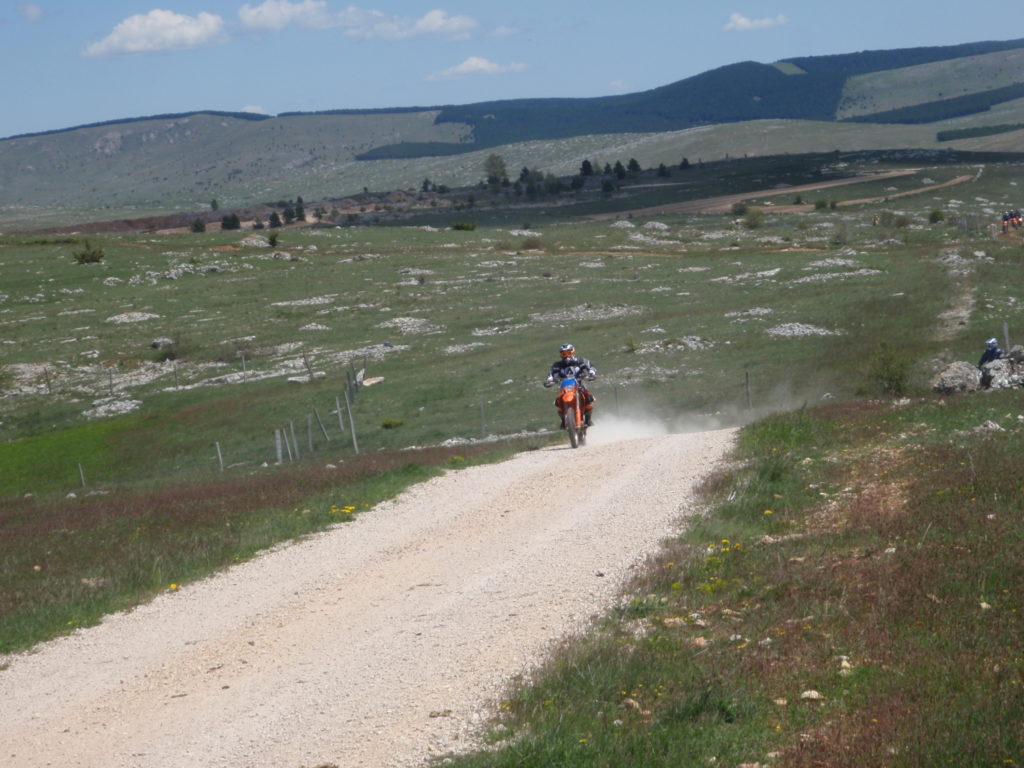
[344,388,359,455]
[215,442,224,472]
[275,429,283,464]
[314,408,331,441]
[290,421,300,460]
[335,396,346,433]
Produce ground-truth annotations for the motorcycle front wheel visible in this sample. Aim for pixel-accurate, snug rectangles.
[565,405,579,448]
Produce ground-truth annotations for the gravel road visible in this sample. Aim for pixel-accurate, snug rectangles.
[0,422,736,768]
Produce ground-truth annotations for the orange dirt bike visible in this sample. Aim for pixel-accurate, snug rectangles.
[555,376,589,448]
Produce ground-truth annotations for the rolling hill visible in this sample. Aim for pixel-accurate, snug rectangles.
[4,36,1024,228]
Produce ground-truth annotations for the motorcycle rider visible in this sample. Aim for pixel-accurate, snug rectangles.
[544,343,596,428]
[978,337,1004,369]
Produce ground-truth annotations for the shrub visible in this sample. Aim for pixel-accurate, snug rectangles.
[521,237,543,250]
[866,342,910,396]
[451,221,477,231]
[72,241,105,264]
[731,201,749,216]
[929,209,946,224]
[895,215,911,228]
[743,208,764,229]
[190,219,206,233]
[381,418,404,429]
[814,199,829,211]
[268,232,279,247]
[831,222,849,245]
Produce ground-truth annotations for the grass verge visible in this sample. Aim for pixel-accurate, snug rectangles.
[0,437,545,653]
[439,394,1024,767]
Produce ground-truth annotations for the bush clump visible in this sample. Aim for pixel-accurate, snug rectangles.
[865,342,910,396]
[451,221,477,231]
[72,241,105,264]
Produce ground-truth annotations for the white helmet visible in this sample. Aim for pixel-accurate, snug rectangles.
[987,338,998,347]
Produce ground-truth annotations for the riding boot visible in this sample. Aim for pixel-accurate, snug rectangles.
[584,412,593,427]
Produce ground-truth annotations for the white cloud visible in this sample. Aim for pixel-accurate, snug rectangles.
[84,10,224,56]
[241,105,269,114]
[238,3,477,39]
[723,12,788,31]
[239,0,334,30]
[349,8,477,40]
[20,4,44,22]
[428,56,526,80]
[609,79,627,91]
[492,25,518,37]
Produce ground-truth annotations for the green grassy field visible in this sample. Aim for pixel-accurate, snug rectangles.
[2,155,1023,763]
[3,155,1020,496]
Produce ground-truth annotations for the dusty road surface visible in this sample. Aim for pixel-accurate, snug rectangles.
[1,422,736,768]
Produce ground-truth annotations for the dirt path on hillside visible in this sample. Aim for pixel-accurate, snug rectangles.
[592,169,972,219]
[0,422,735,768]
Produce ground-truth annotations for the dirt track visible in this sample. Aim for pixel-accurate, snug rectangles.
[591,169,972,219]
[0,421,735,768]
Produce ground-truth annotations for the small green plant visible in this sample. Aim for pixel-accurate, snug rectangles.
[731,201,749,216]
[521,236,543,250]
[451,221,477,231]
[190,219,206,233]
[72,241,105,264]
[268,232,279,247]
[929,209,946,224]
[814,199,829,211]
[831,222,849,245]
[381,418,404,429]
[866,341,910,396]
[743,208,764,229]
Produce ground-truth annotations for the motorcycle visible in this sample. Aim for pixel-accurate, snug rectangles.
[556,376,588,448]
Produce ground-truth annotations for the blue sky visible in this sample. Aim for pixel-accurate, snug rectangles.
[2,1,1019,139]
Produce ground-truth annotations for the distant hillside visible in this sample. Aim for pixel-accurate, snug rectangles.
[361,37,1024,157]
[4,37,1024,227]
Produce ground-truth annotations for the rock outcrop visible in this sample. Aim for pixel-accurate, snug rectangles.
[932,361,982,393]
[933,346,1024,393]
